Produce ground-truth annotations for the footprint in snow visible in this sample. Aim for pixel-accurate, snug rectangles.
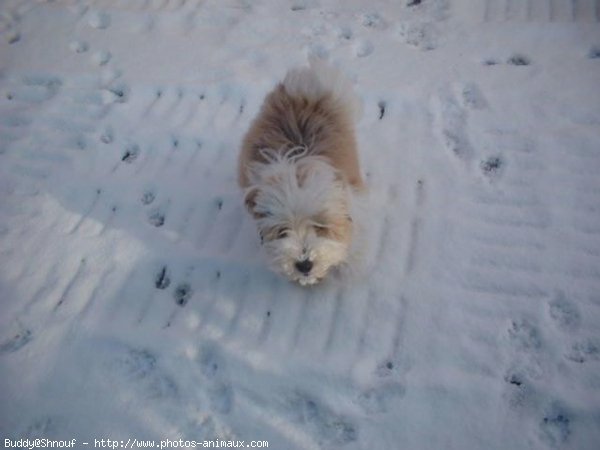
[112,347,178,400]
[355,40,374,58]
[503,319,546,400]
[502,369,536,409]
[547,290,580,332]
[141,190,156,205]
[199,345,223,379]
[377,359,396,375]
[507,54,531,66]
[482,55,531,66]
[20,417,56,439]
[6,30,20,44]
[356,382,406,414]
[565,339,599,364]
[360,13,385,29]
[7,75,62,104]
[0,329,33,354]
[121,144,140,163]
[507,319,541,351]
[91,50,112,66]
[180,415,220,443]
[148,209,165,227]
[155,266,171,290]
[397,22,437,51]
[68,3,89,18]
[197,345,234,414]
[482,58,501,66]
[88,11,111,30]
[539,404,571,447]
[104,84,129,104]
[460,82,487,110]
[377,101,386,120]
[480,156,504,178]
[0,12,21,44]
[289,391,358,445]
[435,89,475,163]
[173,283,192,306]
[99,127,113,144]
[441,129,472,163]
[588,46,600,59]
[69,40,89,53]
[338,27,353,40]
[505,371,525,388]
[290,2,310,12]
[375,355,412,379]
[73,135,88,151]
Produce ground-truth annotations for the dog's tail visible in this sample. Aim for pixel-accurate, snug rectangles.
[283,57,362,121]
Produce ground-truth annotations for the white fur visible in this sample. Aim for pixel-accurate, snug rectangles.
[246,148,350,285]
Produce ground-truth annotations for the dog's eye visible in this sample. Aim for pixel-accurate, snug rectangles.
[314,225,328,237]
[277,228,289,239]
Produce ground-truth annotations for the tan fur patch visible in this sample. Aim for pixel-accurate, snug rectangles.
[238,84,364,190]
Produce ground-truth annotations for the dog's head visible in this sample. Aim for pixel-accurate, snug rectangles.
[244,149,352,285]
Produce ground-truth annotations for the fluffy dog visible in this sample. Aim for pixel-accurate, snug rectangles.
[239,59,364,285]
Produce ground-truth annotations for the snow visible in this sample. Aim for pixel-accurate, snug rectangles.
[1,0,600,449]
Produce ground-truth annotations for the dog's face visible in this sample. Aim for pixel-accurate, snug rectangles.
[245,153,352,285]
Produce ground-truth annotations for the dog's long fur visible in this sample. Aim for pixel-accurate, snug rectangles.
[239,59,363,285]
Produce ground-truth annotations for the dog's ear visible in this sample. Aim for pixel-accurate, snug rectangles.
[244,187,259,214]
[244,188,266,219]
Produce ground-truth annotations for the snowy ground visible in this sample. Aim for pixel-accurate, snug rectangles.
[1,0,600,449]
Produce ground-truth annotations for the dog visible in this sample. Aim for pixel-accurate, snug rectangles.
[238,59,364,285]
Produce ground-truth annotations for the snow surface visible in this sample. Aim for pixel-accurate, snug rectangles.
[1,0,600,449]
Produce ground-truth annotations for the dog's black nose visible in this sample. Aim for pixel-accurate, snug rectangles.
[295,259,313,275]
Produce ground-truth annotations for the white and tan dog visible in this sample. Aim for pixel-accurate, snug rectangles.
[239,59,364,285]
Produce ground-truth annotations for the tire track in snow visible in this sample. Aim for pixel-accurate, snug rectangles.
[21,264,62,317]
[195,197,225,250]
[322,288,345,355]
[54,258,87,311]
[172,203,197,242]
[181,139,204,175]
[355,288,375,360]
[353,288,408,375]
[97,204,119,236]
[76,264,117,319]
[441,161,551,299]
[217,199,247,255]
[258,284,305,353]
[106,268,149,323]
[288,289,313,353]
[404,179,426,275]
[291,285,341,355]
[197,270,249,338]
[256,281,282,345]
[191,268,225,334]
[178,93,207,129]
[478,0,599,21]
[223,274,256,341]
[430,73,600,446]
[90,0,190,13]
[68,189,102,235]
[432,83,554,302]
